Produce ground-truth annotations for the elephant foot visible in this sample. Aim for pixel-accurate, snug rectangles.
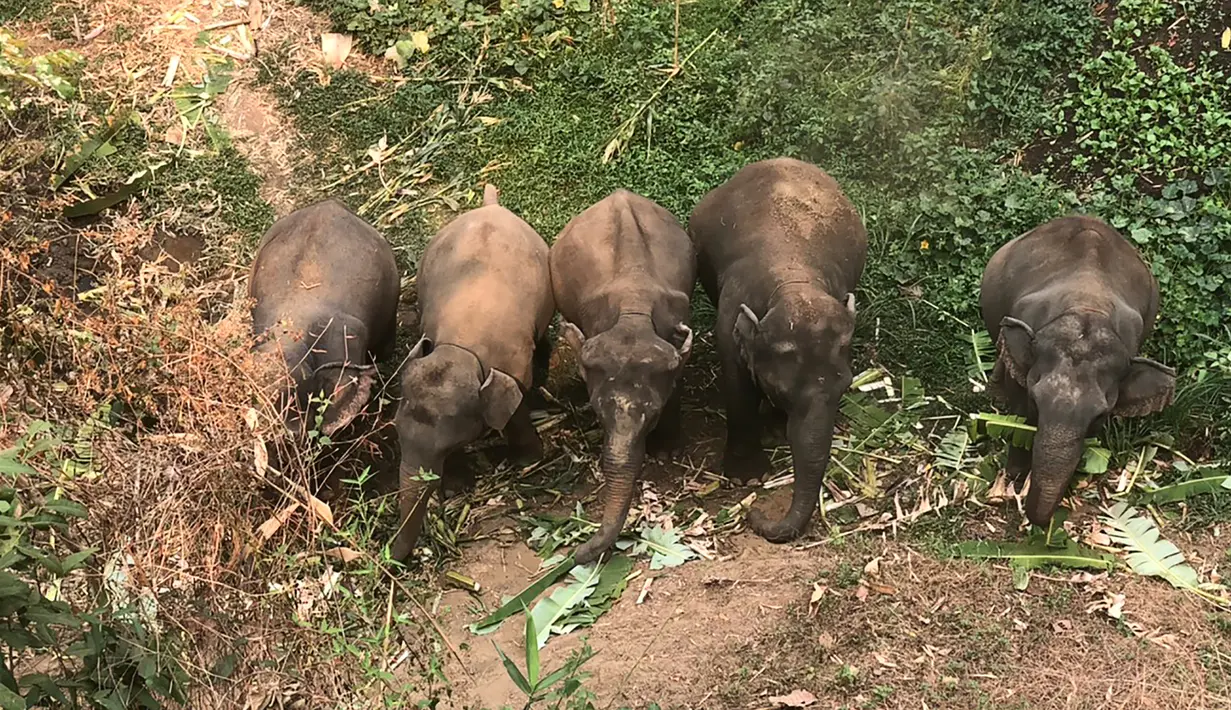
[747,506,808,543]
[723,447,770,483]
[510,431,544,465]
[438,452,474,497]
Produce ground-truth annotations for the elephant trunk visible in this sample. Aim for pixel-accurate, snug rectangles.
[1025,419,1086,527]
[575,428,646,564]
[391,456,442,561]
[749,403,836,542]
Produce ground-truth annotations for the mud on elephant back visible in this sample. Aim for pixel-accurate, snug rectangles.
[689,157,868,543]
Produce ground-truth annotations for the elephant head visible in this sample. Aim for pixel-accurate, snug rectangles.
[735,290,855,541]
[391,336,523,560]
[259,316,379,438]
[563,317,692,563]
[998,313,1175,525]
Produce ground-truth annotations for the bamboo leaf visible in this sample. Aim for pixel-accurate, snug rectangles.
[0,452,35,476]
[955,539,1115,571]
[52,111,130,190]
[470,555,576,634]
[63,163,168,218]
[528,563,601,648]
[616,526,695,570]
[1136,473,1230,504]
[524,603,539,688]
[493,643,532,696]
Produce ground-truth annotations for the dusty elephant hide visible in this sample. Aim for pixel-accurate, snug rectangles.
[550,189,697,563]
[689,157,867,543]
[248,198,400,438]
[392,184,554,561]
[980,214,1175,526]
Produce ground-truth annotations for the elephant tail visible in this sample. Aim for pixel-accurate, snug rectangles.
[483,183,499,206]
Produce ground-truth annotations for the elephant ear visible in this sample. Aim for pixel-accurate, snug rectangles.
[479,368,524,431]
[997,316,1036,386]
[561,321,589,375]
[733,304,760,369]
[1114,357,1175,418]
[317,364,377,436]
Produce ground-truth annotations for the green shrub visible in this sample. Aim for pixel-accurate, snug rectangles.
[279,0,1231,381]
[1,426,189,709]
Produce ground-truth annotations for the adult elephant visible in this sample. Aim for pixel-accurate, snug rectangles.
[980,215,1176,525]
[689,158,867,542]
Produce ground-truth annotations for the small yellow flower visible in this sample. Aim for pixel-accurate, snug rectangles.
[920,240,930,251]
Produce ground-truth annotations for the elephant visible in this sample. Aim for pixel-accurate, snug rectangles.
[392,184,554,561]
[549,190,697,564]
[248,199,399,437]
[688,157,867,543]
[980,215,1175,526]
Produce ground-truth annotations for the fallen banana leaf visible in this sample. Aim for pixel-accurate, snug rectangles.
[63,162,168,218]
[52,111,130,190]
[1101,503,1227,606]
[471,554,576,634]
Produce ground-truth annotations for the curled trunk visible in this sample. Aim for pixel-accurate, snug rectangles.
[575,431,645,564]
[748,405,836,542]
[1025,424,1085,527]
[391,458,442,561]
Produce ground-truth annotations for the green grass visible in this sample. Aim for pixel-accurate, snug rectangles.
[0,0,53,23]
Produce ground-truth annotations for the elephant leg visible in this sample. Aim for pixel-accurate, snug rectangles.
[439,450,474,497]
[646,388,683,458]
[999,370,1034,483]
[375,310,398,362]
[719,345,768,482]
[505,398,544,464]
[1006,445,1031,483]
[532,333,552,391]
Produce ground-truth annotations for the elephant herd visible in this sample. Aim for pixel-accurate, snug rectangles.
[247,157,1176,565]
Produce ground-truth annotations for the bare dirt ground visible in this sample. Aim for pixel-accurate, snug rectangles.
[427,450,1229,709]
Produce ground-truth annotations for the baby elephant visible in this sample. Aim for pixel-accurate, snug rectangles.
[392,185,554,560]
[550,190,697,564]
[981,215,1175,526]
[690,158,867,542]
[249,199,399,436]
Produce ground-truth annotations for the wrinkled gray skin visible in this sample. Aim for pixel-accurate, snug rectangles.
[249,199,399,437]
[981,215,1175,526]
[393,185,554,561]
[689,158,866,543]
[550,190,697,564]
